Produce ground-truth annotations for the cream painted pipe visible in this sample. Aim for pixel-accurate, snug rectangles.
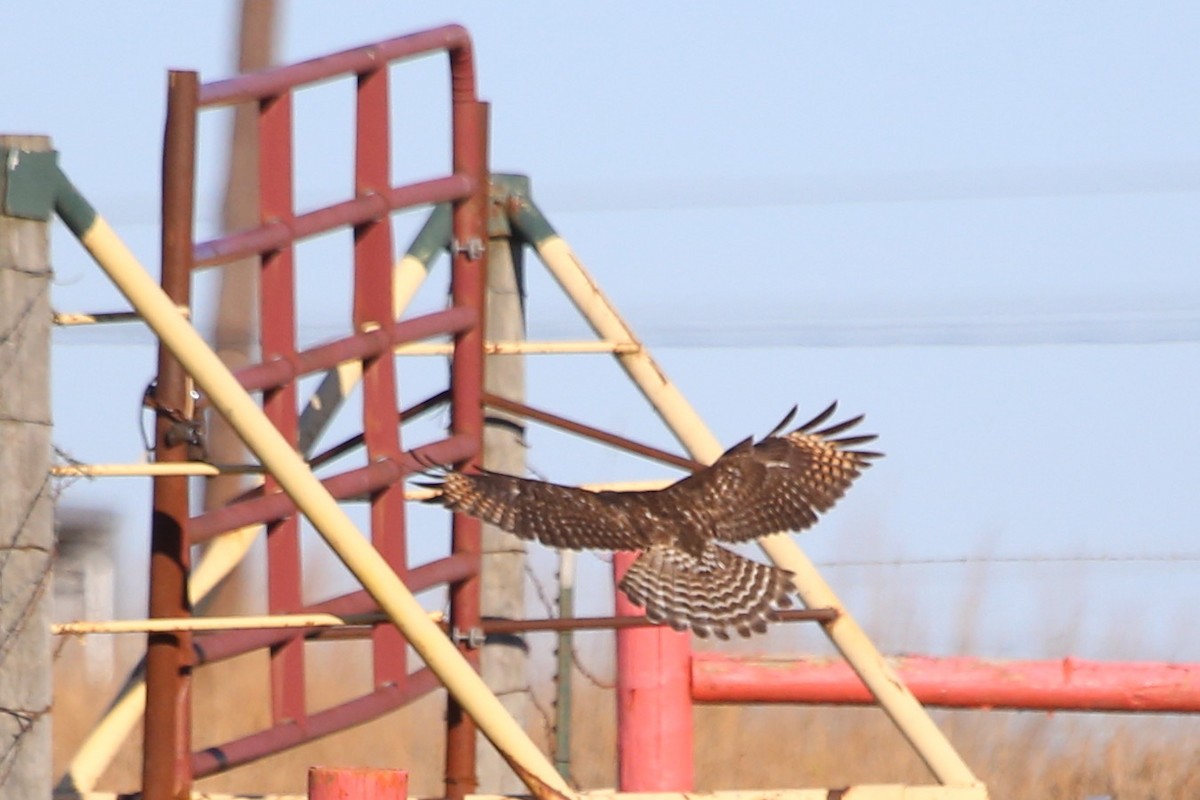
[53,306,190,325]
[53,613,373,636]
[396,339,639,356]
[533,233,980,789]
[77,216,571,795]
[52,462,264,477]
[53,610,446,636]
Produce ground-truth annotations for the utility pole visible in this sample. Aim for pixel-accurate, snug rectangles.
[0,134,55,799]
[477,176,529,793]
[202,0,278,604]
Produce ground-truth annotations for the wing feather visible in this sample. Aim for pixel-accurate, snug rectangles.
[423,471,648,551]
[662,405,882,543]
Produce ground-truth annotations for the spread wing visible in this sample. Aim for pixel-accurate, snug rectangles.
[422,470,650,551]
[661,402,882,543]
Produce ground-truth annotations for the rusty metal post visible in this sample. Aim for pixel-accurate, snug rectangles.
[144,70,198,800]
[445,98,490,800]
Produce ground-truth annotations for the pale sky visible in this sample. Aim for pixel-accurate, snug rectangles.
[8,3,1200,662]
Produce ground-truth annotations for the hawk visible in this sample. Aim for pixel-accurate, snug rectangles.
[421,403,881,638]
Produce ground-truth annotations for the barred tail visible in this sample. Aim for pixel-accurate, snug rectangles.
[618,543,794,639]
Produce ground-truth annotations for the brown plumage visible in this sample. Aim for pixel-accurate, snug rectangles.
[421,403,881,638]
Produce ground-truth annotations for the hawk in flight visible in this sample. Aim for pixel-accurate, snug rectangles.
[422,403,881,638]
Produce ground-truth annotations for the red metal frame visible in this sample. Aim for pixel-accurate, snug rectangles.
[149,26,489,800]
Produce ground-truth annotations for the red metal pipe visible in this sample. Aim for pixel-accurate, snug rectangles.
[444,95,489,800]
[193,175,471,268]
[198,25,477,107]
[309,767,408,800]
[144,68,198,800]
[188,434,477,543]
[354,61,411,689]
[613,552,694,792]
[691,653,1200,713]
[228,306,475,396]
[482,394,704,473]
[255,87,307,729]
[192,668,441,778]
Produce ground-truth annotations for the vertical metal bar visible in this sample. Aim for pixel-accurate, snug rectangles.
[553,551,575,781]
[354,63,409,688]
[258,89,306,726]
[612,553,694,792]
[144,69,198,800]
[445,98,490,800]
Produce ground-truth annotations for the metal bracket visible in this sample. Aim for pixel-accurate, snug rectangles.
[451,626,486,649]
[1,148,60,221]
[451,237,485,261]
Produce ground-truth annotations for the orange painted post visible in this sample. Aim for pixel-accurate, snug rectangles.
[308,766,408,799]
[613,552,694,791]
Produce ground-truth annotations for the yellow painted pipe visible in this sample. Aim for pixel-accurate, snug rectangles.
[396,339,638,356]
[532,232,981,789]
[52,610,445,636]
[78,215,571,795]
[51,462,263,477]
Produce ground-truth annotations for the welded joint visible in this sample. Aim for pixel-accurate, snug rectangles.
[452,626,486,649]
[451,237,485,260]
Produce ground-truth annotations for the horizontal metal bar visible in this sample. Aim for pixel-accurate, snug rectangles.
[191,669,442,778]
[193,175,472,268]
[193,554,478,665]
[198,25,475,106]
[483,393,704,473]
[53,306,189,325]
[52,462,264,478]
[397,339,640,356]
[188,435,476,543]
[691,653,1200,713]
[52,611,442,636]
[475,608,838,635]
[230,307,475,395]
[405,479,673,503]
[72,787,988,800]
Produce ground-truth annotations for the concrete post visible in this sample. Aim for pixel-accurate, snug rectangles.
[0,134,54,800]
[477,175,529,793]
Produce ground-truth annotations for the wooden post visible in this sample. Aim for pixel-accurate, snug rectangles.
[477,175,529,793]
[0,134,55,800]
